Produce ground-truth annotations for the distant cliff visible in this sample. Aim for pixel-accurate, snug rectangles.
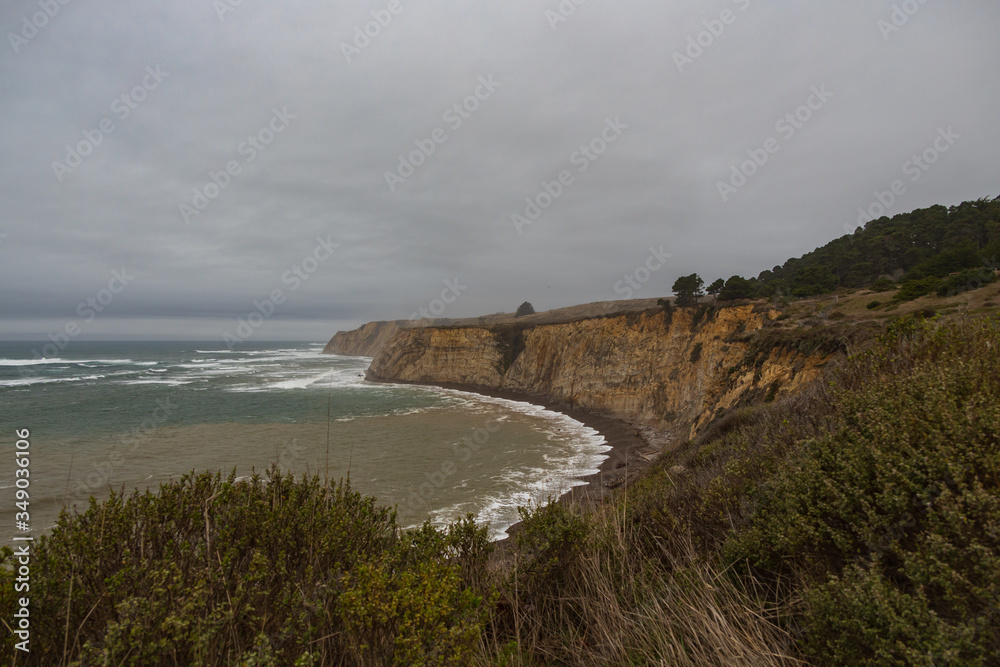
[366,305,844,437]
[322,320,408,357]
[322,298,669,358]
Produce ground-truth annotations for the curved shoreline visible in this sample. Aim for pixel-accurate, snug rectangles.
[366,377,662,534]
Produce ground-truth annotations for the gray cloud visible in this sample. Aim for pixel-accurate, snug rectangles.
[2,0,998,341]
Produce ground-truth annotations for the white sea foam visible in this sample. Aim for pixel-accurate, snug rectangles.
[418,388,609,540]
[264,376,322,390]
[391,406,436,417]
[227,365,371,392]
[0,358,130,366]
[174,361,225,369]
[0,374,107,388]
[120,379,193,386]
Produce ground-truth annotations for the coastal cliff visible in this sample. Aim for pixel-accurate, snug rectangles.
[366,304,840,436]
[322,320,408,357]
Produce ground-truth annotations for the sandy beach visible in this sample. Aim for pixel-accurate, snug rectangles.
[369,379,668,533]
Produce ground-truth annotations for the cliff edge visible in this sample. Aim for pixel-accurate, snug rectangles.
[366,304,845,437]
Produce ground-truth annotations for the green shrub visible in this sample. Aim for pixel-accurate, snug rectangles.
[513,501,588,596]
[866,300,881,309]
[727,317,1000,663]
[870,277,895,292]
[339,554,486,665]
[22,470,487,666]
[892,276,941,302]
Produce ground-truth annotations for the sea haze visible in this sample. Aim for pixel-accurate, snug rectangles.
[0,341,608,539]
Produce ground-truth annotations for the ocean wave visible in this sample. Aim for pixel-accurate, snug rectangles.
[436,389,609,447]
[227,367,371,392]
[76,359,137,366]
[0,358,130,366]
[430,471,593,542]
[415,388,610,540]
[391,406,437,417]
[0,374,106,388]
[180,355,309,367]
[120,379,193,386]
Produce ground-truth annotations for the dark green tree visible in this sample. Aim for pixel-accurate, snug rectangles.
[759,278,788,299]
[718,275,754,301]
[758,197,1000,294]
[791,265,838,297]
[671,274,704,307]
[515,302,535,317]
[706,278,725,296]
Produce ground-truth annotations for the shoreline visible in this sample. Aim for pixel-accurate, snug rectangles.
[367,377,668,536]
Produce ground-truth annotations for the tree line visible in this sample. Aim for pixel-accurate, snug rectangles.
[671,196,1000,305]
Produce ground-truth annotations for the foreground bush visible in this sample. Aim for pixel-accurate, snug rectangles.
[4,471,490,666]
[728,316,1000,663]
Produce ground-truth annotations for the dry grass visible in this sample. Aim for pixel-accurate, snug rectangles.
[481,501,803,666]
[784,278,1000,322]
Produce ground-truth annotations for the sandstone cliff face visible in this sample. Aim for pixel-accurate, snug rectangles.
[366,305,833,437]
[322,321,407,357]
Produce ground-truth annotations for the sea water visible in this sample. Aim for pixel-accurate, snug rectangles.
[0,341,609,539]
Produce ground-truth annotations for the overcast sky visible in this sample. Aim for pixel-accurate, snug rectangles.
[1,0,998,342]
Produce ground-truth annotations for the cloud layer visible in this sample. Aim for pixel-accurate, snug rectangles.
[1,0,998,341]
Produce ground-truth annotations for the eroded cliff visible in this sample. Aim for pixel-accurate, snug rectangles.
[322,320,407,357]
[366,305,839,437]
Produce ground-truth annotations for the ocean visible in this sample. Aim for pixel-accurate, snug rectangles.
[0,341,609,539]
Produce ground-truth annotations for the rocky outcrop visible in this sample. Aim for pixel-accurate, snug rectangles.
[322,320,408,357]
[366,305,837,437]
